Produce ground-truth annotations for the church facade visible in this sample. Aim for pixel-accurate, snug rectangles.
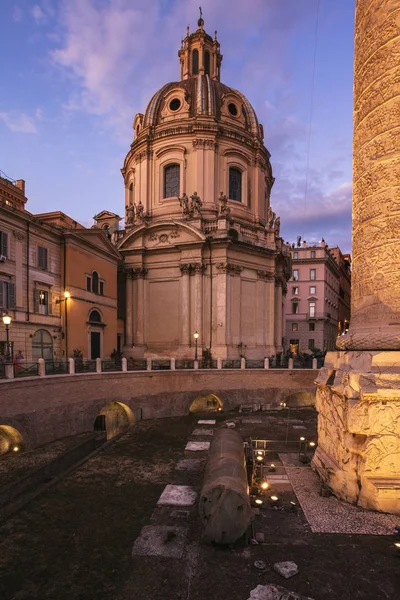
[112,18,290,360]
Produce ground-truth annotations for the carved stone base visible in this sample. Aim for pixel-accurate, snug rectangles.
[313,351,400,515]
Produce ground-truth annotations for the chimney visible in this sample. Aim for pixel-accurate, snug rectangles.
[15,179,25,194]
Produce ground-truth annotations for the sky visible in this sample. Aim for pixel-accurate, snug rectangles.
[0,0,355,252]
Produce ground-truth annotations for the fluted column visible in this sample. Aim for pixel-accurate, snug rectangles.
[338,0,400,350]
[180,264,190,346]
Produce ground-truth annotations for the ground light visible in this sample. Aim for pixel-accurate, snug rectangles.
[268,463,276,472]
[270,495,279,504]
[255,498,263,506]
[12,445,20,452]
[260,481,269,491]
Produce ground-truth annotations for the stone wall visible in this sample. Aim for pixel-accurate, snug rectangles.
[0,369,317,449]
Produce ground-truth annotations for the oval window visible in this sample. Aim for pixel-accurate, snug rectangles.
[228,103,238,116]
[169,98,181,112]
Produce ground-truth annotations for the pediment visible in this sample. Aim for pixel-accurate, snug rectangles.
[70,230,121,259]
[94,210,121,220]
[118,221,205,251]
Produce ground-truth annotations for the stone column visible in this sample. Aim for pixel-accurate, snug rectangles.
[215,263,228,349]
[193,263,205,347]
[180,264,191,346]
[134,268,147,346]
[256,274,265,346]
[264,275,275,354]
[314,0,400,516]
[337,0,400,351]
[125,270,134,346]
[274,277,283,353]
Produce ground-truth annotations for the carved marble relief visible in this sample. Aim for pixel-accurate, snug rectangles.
[338,0,400,351]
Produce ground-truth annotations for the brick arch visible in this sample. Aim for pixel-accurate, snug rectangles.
[189,393,223,414]
[95,401,135,440]
[0,425,24,455]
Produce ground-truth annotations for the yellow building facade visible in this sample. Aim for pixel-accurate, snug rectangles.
[0,173,120,362]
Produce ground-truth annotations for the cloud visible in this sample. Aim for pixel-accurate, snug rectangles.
[32,5,46,23]
[12,5,23,22]
[0,111,38,133]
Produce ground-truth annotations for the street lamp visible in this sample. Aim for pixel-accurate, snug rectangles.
[56,291,71,357]
[194,331,199,361]
[2,313,12,361]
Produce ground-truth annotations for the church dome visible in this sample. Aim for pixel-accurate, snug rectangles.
[143,75,261,138]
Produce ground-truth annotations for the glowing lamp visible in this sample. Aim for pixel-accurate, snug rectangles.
[13,446,19,452]
[255,499,263,505]
[270,495,279,502]
[2,314,11,326]
[64,290,71,299]
[261,481,269,491]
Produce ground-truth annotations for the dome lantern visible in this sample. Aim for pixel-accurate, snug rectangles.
[178,10,222,81]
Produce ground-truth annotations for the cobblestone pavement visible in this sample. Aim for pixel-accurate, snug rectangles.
[0,410,398,600]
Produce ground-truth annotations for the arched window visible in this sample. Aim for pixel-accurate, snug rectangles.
[163,164,180,198]
[192,49,199,75]
[89,310,102,323]
[92,271,99,294]
[32,329,53,360]
[229,167,242,202]
[204,51,210,76]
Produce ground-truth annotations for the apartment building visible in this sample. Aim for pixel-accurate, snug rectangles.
[0,172,121,361]
[284,240,351,355]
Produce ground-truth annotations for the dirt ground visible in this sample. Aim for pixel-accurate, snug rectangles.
[0,409,398,600]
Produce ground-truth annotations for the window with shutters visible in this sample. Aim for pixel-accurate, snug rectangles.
[0,280,16,309]
[229,167,242,201]
[0,231,8,258]
[38,290,49,315]
[38,246,48,270]
[310,268,316,281]
[99,281,104,296]
[34,288,52,315]
[163,164,180,198]
[86,276,92,291]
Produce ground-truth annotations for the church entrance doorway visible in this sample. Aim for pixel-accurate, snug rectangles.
[90,332,101,360]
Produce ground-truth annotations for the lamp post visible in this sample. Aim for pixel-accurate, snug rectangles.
[57,291,70,358]
[194,331,199,361]
[2,313,12,361]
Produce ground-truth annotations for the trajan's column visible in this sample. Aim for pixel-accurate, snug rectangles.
[313,0,400,514]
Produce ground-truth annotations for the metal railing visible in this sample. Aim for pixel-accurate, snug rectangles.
[222,359,241,369]
[151,359,171,371]
[245,359,264,369]
[127,359,147,371]
[198,359,218,369]
[101,359,123,372]
[45,361,69,376]
[175,359,195,370]
[14,362,39,378]
[74,360,97,373]
[0,355,323,381]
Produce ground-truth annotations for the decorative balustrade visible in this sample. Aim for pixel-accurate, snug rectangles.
[0,355,320,380]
